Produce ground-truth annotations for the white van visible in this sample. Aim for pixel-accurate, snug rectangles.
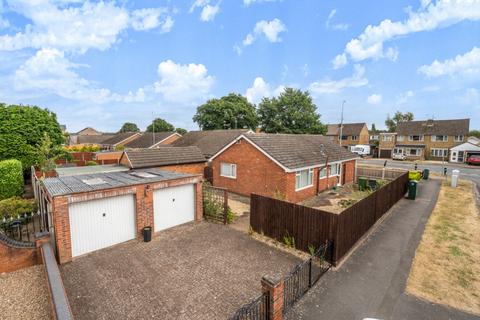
[352,145,371,156]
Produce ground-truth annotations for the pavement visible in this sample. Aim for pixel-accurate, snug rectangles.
[286,179,479,320]
[61,221,300,320]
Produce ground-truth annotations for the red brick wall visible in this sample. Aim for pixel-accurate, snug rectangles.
[158,134,180,145]
[0,241,39,273]
[50,176,202,264]
[157,162,206,176]
[212,138,288,198]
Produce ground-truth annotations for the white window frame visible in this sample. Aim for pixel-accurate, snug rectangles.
[295,169,314,191]
[382,135,393,142]
[454,135,464,142]
[430,148,448,157]
[393,147,405,155]
[220,162,237,179]
[397,135,405,142]
[406,148,421,156]
[351,135,358,141]
[408,135,424,142]
[330,163,341,176]
[431,135,448,142]
[319,167,327,179]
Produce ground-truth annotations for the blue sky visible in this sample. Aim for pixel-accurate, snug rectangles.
[0,0,479,133]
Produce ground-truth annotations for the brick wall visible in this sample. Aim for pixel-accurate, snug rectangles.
[157,162,206,176]
[157,134,180,145]
[0,241,39,273]
[50,176,202,264]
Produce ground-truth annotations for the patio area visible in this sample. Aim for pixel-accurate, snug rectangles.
[61,221,300,320]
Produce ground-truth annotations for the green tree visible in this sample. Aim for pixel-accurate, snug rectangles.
[146,118,175,132]
[385,111,414,132]
[193,93,258,130]
[118,122,140,133]
[370,123,377,133]
[175,128,187,135]
[257,88,326,134]
[37,132,56,172]
[469,130,480,138]
[0,103,64,170]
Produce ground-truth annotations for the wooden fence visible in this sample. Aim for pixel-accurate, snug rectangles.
[356,165,407,180]
[250,172,409,265]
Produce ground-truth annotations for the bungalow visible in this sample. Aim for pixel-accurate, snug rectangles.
[449,137,480,163]
[123,132,181,149]
[101,132,142,150]
[210,133,359,203]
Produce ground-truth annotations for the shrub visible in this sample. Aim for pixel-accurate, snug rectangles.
[85,161,98,166]
[0,197,36,220]
[283,233,295,248]
[0,159,24,200]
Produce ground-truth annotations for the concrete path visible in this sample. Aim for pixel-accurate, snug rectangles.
[286,179,479,320]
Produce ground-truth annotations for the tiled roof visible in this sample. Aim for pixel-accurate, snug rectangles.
[77,134,115,145]
[122,147,206,169]
[172,129,250,158]
[42,169,197,196]
[101,132,139,146]
[124,132,177,149]
[243,133,358,170]
[396,119,470,136]
[327,123,366,136]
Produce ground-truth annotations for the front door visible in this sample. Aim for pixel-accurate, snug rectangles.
[451,151,457,162]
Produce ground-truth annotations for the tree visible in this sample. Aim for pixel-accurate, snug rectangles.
[385,111,414,132]
[175,128,187,135]
[119,122,140,133]
[0,103,64,170]
[193,93,258,130]
[257,88,326,134]
[370,123,377,133]
[146,118,175,132]
[469,130,480,138]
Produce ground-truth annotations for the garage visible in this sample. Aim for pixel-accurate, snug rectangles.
[154,184,195,232]
[379,149,392,158]
[69,194,136,257]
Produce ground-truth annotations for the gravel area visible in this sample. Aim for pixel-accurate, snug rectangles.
[0,265,52,320]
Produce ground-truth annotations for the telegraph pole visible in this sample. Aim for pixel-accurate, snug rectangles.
[339,100,346,147]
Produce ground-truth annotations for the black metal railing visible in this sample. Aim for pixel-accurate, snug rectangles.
[0,211,48,243]
[229,292,269,320]
[283,242,332,314]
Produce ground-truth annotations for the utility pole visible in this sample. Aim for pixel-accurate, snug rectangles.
[152,111,155,146]
[339,100,346,147]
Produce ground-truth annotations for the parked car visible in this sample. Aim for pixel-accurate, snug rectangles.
[351,145,371,157]
[467,155,480,165]
[392,153,407,161]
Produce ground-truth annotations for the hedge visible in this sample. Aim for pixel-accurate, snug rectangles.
[0,159,24,200]
[0,197,36,220]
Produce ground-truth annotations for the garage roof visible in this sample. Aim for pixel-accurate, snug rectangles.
[121,146,206,169]
[42,169,198,197]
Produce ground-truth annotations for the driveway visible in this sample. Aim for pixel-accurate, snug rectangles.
[286,179,479,320]
[61,222,300,320]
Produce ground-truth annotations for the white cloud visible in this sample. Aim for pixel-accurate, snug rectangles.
[332,53,347,69]
[200,4,220,22]
[243,0,279,6]
[325,9,349,31]
[309,64,368,95]
[242,18,286,46]
[418,47,480,78]
[458,88,479,105]
[367,94,382,105]
[245,77,284,104]
[131,8,174,32]
[154,60,214,104]
[335,0,480,67]
[396,90,414,104]
[0,1,173,53]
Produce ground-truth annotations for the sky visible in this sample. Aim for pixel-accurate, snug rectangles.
[0,0,479,133]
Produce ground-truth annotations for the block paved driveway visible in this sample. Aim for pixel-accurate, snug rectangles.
[61,222,300,320]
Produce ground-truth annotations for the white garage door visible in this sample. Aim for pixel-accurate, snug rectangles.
[69,194,136,257]
[154,184,195,232]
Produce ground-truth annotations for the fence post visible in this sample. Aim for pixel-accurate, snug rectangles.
[223,189,228,225]
[261,275,284,320]
[308,258,312,288]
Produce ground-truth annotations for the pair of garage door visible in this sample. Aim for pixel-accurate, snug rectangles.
[69,184,195,257]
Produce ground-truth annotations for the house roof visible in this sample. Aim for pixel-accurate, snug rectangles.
[77,134,115,145]
[101,132,140,146]
[172,129,251,158]
[396,119,470,136]
[327,123,366,136]
[123,132,178,149]
[76,127,101,135]
[121,147,206,169]
[42,169,198,197]
[235,133,358,171]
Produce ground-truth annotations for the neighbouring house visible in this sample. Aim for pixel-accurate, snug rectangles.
[449,136,480,163]
[123,132,181,149]
[76,127,101,136]
[326,123,370,148]
[101,132,142,150]
[378,133,397,158]
[69,127,116,145]
[209,133,359,203]
[390,119,470,160]
[120,147,207,175]
[40,169,203,263]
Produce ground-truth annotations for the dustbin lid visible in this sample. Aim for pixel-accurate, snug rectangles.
[452,169,460,174]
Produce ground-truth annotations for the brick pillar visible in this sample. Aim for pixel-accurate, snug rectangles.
[262,275,284,320]
[195,182,203,221]
[52,197,72,264]
[135,185,154,237]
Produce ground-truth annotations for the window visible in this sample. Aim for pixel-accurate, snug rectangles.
[351,135,358,141]
[330,163,340,176]
[295,169,313,190]
[408,135,424,141]
[407,148,421,156]
[431,149,448,157]
[397,135,405,142]
[431,135,447,142]
[394,148,404,154]
[454,135,464,142]
[319,167,327,179]
[382,135,393,142]
[341,135,348,140]
[220,163,236,178]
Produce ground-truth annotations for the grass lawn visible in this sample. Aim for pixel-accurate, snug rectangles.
[406,179,480,315]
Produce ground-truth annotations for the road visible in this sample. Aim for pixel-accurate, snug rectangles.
[358,158,480,199]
